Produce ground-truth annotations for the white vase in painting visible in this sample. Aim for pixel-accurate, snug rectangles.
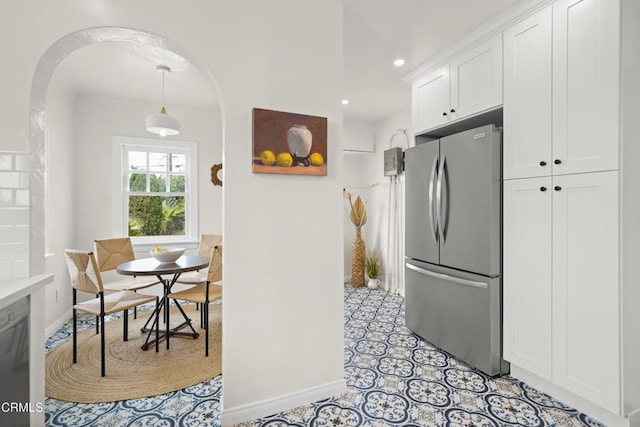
[287,125,312,157]
[367,278,380,290]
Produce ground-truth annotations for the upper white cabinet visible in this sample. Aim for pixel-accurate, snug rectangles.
[450,34,503,123]
[504,0,620,179]
[503,7,553,179]
[552,0,620,176]
[412,66,450,132]
[412,34,503,134]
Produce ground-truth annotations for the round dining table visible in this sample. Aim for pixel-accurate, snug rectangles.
[117,255,209,350]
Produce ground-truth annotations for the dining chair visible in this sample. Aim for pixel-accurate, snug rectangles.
[167,244,222,356]
[94,237,160,320]
[65,249,159,376]
[175,234,222,285]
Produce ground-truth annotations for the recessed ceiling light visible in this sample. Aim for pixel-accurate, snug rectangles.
[393,58,406,67]
[342,99,349,105]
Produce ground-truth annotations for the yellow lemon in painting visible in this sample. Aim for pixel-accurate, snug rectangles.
[154,247,162,253]
[260,150,276,166]
[277,152,293,167]
[309,152,324,166]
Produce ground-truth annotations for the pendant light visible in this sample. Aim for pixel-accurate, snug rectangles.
[145,65,181,137]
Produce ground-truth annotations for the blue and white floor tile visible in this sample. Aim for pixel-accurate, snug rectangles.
[45,286,605,426]
[241,286,605,427]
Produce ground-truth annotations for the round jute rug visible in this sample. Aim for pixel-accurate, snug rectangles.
[45,303,221,403]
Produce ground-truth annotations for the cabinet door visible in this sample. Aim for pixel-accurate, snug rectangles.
[503,177,553,380]
[503,7,553,180]
[412,65,450,133]
[552,171,620,413]
[450,34,503,121]
[552,0,620,175]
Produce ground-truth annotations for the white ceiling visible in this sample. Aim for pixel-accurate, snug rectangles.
[52,0,516,122]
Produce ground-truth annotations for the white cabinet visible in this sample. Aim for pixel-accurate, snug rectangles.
[503,7,553,180]
[552,0,620,176]
[412,66,450,132]
[503,0,623,416]
[551,171,620,413]
[412,34,502,134]
[503,0,620,180]
[503,177,553,380]
[504,171,620,413]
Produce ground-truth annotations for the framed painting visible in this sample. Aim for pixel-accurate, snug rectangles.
[252,108,328,176]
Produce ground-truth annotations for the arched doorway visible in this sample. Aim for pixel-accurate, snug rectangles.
[29,26,225,274]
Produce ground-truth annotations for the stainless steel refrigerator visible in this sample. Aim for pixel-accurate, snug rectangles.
[404,124,508,376]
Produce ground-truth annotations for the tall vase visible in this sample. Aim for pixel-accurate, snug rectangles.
[351,225,366,287]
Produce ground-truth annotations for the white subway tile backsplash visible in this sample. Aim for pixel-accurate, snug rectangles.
[0,261,11,279]
[0,225,11,241]
[0,207,29,226]
[0,155,12,171]
[13,260,29,277]
[14,225,29,242]
[0,189,12,206]
[0,172,20,188]
[0,151,31,279]
[14,154,30,172]
[15,190,29,206]
[0,243,28,258]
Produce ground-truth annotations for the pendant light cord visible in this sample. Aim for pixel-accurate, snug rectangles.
[162,70,166,109]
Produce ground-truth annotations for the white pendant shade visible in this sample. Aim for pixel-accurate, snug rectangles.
[146,65,181,137]
[145,107,181,136]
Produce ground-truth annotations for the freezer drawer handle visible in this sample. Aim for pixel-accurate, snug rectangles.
[405,263,488,289]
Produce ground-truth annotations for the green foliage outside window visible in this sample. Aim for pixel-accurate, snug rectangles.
[128,172,186,237]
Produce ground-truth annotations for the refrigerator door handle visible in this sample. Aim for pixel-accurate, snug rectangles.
[428,156,439,245]
[436,155,446,243]
[405,262,488,289]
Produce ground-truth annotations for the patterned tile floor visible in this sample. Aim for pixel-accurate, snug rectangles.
[45,287,605,426]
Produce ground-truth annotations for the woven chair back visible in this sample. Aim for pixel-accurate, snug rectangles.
[94,237,135,272]
[197,234,223,258]
[65,250,104,294]
[207,244,223,283]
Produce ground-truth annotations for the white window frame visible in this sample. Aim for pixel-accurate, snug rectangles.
[112,136,199,246]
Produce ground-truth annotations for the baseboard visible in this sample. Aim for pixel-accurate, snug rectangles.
[45,310,71,339]
[221,379,347,426]
[511,366,631,427]
[630,409,640,427]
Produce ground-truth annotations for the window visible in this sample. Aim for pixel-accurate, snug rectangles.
[113,136,198,244]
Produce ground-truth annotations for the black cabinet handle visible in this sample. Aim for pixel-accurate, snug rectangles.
[554,186,562,191]
[540,161,547,166]
[442,112,448,116]
[540,186,547,192]
[450,109,456,113]
[554,159,562,165]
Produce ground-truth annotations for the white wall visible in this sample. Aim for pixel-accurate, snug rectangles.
[43,78,76,332]
[72,93,222,250]
[0,1,344,424]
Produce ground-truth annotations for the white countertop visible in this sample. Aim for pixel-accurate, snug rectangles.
[0,274,54,309]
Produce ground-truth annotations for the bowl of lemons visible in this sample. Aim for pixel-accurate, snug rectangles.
[149,247,185,263]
